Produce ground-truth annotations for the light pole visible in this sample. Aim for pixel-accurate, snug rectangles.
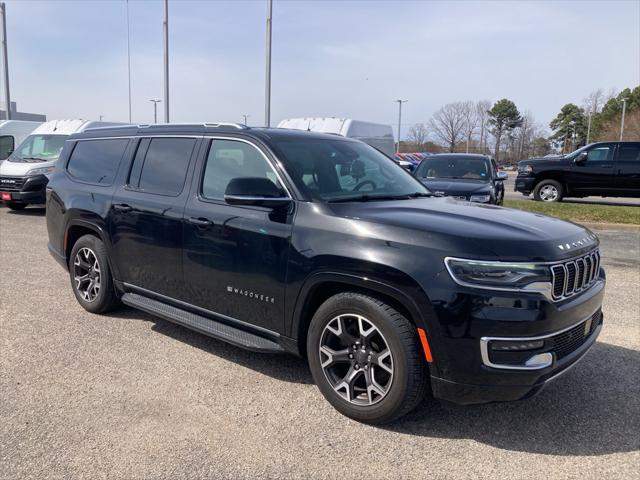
[394,100,407,153]
[126,0,132,122]
[586,110,593,144]
[264,0,273,127]
[242,114,250,126]
[149,99,161,123]
[1,2,11,120]
[620,97,629,141]
[163,0,169,123]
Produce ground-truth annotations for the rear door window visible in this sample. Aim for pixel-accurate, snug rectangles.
[66,139,129,184]
[617,144,640,162]
[129,137,196,196]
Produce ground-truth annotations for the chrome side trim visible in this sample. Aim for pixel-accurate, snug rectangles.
[479,308,601,371]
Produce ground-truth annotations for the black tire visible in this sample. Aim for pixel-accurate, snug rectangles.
[68,234,120,313]
[533,179,563,202]
[5,201,27,210]
[307,292,429,424]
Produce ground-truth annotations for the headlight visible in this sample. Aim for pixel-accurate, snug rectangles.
[445,258,550,290]
[26,166,55,176]
[470,194,491,203]
[518,165,533,175]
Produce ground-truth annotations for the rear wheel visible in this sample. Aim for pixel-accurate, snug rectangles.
[307,292,429,424]
[534,179,563,202]
[69,234,120,313]
[5,201,27,210]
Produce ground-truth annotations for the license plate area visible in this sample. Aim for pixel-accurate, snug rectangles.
[1,192,12,201]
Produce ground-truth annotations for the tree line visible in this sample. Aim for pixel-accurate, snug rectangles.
[401,85,639,163]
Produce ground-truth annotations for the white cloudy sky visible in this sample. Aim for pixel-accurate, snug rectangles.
[6,0,640,138]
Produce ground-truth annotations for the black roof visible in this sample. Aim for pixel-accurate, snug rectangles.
[73,123,356,143]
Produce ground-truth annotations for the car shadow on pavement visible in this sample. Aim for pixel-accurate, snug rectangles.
[3,206,46,216]
[106,307,314,385]
[387,342,640,456]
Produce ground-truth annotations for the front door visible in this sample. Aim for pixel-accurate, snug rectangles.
[616,142,640,196]
[567,143,618,196]
[182,138,294,334]
[109,136,200,299]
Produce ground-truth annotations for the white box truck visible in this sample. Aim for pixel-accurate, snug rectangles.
[277,117,395,157]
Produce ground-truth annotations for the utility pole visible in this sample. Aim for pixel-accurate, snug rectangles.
[150,99,161,123]
[586,110,593,144]
[264,0,273,127]
[1,3,11,120]
[620,98,628,141]
[242,114,250,126]
[163,0,169,123]
[126,0,132,122]
[394,100,407,153]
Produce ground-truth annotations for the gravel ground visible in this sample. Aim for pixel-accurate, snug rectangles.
[1,206,639,480]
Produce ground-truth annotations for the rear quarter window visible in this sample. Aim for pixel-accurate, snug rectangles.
[67,139,129,185]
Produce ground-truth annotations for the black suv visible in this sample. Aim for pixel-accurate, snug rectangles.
[46,124,605,423]
[515,141,640,202]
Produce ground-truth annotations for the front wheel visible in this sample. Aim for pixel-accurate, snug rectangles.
[533,179,563,202]
[307,292,429,424]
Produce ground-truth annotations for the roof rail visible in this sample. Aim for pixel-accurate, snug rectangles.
[136,122,249,130]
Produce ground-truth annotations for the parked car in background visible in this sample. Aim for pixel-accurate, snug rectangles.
[0,119,127,210]
[413,153,507,204]
[47,123,604,423]
[516,142,640,202]
[0,120,42,163]
[277,117,395,157]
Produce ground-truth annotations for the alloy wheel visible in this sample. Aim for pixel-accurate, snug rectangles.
[539,185,559,201]
[319,314,394,406]
[73,247,101,303]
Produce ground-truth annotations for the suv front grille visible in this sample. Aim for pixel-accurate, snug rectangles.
[550,249,600,300]
[550,309,602,360]
[0,176,26,192]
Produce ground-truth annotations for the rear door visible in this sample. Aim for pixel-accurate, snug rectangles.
[615,143,640,196]
[567,143,618,195]
[108,135,201,299]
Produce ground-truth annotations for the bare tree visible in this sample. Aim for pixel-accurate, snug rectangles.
[407,123,428,147]
[429,102,466,152]
[460,101,478,153]
[475,100,492,154]
[583,88,606,114]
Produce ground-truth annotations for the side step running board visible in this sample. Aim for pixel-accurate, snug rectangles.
[121,293,285,353]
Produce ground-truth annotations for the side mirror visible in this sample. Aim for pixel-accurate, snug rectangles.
[224,177,291,208]
[496,171,508,180]
[574,152,588,164]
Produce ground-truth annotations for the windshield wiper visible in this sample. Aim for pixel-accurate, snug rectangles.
[21,156,47,162]
[407,192,433,198]
[328,194,414,203]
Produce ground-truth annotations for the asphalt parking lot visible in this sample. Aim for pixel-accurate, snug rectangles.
[503,173,640,206]
[1,206,639,480]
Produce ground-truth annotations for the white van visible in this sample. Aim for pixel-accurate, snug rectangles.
[0,119,127,210]
[0,120,42,163]
[277,117,395,157]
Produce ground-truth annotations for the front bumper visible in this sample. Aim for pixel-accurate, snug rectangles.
[426,269,605,405]
[0,174,48,204]
[514,175,536,195]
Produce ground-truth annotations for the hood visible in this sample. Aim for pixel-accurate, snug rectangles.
[0,158,57,176]
[417,178,490,195]
[518,156,570,167]
[328,197,597,262]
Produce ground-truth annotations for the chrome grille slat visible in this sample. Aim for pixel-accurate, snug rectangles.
[550,249,600,301]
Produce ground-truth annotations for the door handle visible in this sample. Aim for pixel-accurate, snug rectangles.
[600,164,613,169]
[188,217,213,228]
[113,203,133,213]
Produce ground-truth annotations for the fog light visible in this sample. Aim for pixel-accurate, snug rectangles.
[490,340,544,351]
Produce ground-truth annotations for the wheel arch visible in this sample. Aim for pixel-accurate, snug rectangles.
[64,221,109,262]
[289,271,438,366]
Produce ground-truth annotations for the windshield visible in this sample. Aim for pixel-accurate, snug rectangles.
[415,156,491,180]
[564,143,595,159]
[9,134,68,163]
[271,137,430,202]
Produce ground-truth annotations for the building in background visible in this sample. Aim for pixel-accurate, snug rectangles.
[0,101,46,121]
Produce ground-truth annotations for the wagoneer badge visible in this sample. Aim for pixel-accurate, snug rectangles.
[558,234,597,251]
[227,285,275,304]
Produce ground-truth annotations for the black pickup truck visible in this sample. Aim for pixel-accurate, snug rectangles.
[515,141,640,202]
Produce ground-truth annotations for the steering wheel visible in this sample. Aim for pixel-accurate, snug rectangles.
[353,180,376,191]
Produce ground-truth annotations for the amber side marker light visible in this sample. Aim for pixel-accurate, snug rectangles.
[417,328,433,363]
